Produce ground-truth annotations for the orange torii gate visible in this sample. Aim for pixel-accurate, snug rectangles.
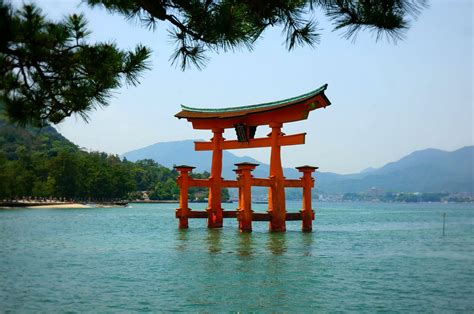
[174,84,331,232]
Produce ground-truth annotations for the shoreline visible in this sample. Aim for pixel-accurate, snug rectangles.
[2,198,471,209]
[28,203,91,209]
[0,202,90,209]
[129,200,179,204]
[0,201,129,209]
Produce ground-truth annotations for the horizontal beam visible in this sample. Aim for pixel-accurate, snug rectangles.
[246,212,306,221]
[195,133,306,151]
[222,180,239,188]
[187,179,239,188]
[252,213,271,221]
[286,212,304,221]
[284,179,304,188]
[188,178,306,188]
[184,211,208,218]
[177,210,311,221]
[188,178,211,187]
[252,178,274,187]
[223,211,238,218]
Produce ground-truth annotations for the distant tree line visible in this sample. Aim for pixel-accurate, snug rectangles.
[0,148,229,202]
[0,118,228,202]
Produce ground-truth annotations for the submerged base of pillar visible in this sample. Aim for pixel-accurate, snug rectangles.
[238,213,252,233]
[239,223,252,232]
[269,225,286,232]
[176,210,313,232]
[176,208,189,229]
[207,219,223,228]
[207,208,223,228]
[208,224,223,228]
[269,210,286,232]
[301,210,314,232]
[178,220,189,229]
[302,219,312,232]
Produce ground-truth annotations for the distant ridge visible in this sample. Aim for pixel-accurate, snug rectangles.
[123,141,473,194]
[0,114,78,158]
[319,146,474,194]
[122,139,300,179]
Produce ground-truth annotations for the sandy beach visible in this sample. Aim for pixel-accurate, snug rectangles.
[1,202,129,209]
[27,203,91,209]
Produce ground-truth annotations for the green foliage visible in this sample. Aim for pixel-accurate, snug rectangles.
[0,0,426,125]
[0,136,140,200]
[148,165,180,200]
[0,1,151,126]
[323,0,426,41]
[87,0,426,69]
[0,119,228,201]
[187,171,209,201]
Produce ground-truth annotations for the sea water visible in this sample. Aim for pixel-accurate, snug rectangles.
[0,202,473,312]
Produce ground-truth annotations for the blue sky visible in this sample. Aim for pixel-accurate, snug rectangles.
[16,0,473,174]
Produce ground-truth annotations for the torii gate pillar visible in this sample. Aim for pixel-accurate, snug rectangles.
[268,122,286,232]
[208,128,224,228]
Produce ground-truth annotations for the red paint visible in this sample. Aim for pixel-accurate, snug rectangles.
[174,87,331,232]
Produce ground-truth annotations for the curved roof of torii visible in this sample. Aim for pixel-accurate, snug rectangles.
[175,84,331,129]
[176,84,330,118]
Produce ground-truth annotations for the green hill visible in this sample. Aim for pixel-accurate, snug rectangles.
[0,114,218,201]
[0,116,78,159]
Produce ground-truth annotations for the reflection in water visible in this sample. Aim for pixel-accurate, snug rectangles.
[263,233,288,304]
[302,232,314,256]
[175,229,189,251]
[206,229,222,254]
[266,233,287,255]
[237,233,253,257]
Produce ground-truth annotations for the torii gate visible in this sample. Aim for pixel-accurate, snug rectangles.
[174,84,331,232]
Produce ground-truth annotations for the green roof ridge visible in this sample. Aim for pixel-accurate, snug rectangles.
[181,84,328,113]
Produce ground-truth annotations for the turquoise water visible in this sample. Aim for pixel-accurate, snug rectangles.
[0,202,473,312]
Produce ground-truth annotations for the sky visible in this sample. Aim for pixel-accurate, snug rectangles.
[13,0,473,174]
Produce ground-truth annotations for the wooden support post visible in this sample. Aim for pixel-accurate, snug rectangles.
[268,122,286,232]
[296,166,318,232]
[235,162,258,232]
[174,165,195,229]
[208,128,224,228]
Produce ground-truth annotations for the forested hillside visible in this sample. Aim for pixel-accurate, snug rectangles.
[0,114,223,201]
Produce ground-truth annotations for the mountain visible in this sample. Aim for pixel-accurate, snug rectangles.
[122,140,301,179]
[0,114,78,160]
[320,146,474,193]
[123,141,474,194]
[360,167,377,173]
